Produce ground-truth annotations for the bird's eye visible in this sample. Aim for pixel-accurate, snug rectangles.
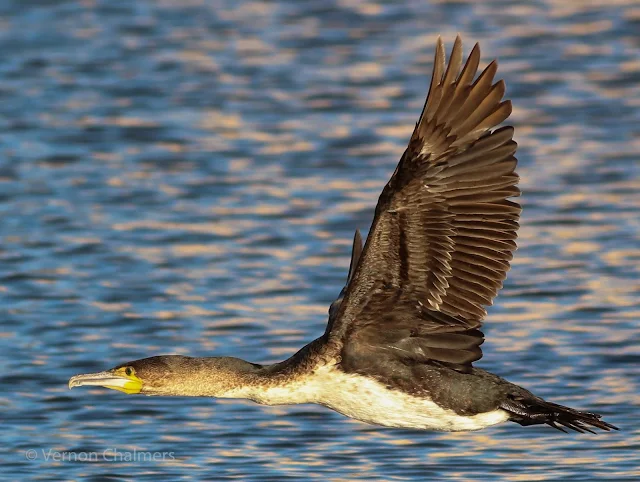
[125,367,133,376]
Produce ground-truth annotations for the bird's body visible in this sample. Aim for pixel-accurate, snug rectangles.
[113,348,514,432]
[69,36,618,434]
[312,367,510,432]
[250,364,510,433]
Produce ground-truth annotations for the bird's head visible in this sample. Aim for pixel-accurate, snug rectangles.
[68,355,261,397]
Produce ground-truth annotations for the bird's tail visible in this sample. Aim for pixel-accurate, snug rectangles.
[500,394,618,433]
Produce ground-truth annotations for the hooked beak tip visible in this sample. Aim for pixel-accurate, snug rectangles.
[67,370,143,394]
[68,375,83,389]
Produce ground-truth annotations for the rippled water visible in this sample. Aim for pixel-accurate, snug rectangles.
[2,1,639,480]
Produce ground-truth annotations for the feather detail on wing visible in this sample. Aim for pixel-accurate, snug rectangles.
[325,36,520,371]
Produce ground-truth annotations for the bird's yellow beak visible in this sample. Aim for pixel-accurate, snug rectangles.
[68,367,143,394]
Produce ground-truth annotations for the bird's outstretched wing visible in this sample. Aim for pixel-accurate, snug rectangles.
[325,36,520,372]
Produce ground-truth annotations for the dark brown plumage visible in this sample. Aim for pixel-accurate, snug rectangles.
[69,36,618,434]
[326,36,519,373]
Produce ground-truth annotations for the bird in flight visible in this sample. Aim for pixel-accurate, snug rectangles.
[70,36,617,433]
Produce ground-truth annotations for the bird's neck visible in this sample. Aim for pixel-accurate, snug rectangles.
[148,356,263,398]
[149,356,319,405]
[215,360,321,406]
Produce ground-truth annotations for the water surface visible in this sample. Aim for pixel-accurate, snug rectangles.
[1,0,639,480]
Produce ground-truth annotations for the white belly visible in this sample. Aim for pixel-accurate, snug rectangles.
[248,366,509,432]
[316,369,509,432]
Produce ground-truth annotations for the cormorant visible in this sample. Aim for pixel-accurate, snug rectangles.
[69,37,618,433]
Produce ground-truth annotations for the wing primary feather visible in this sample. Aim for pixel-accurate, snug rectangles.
[450,60,498,133]
[418,37,446,133]
[431,35,463,123]
[454,80,506,137]
[440,44,481,126]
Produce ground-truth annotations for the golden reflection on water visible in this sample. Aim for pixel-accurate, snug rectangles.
[3,0,639,480]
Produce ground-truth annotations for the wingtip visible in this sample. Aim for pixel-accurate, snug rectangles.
[354,228,362,244]
[501,99,513,117]
[453,34,462,50]
[434,37,445,66]
[485,59,499,76]
[470,42,481,59]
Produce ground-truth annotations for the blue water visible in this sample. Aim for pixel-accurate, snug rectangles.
[1,1,639,480]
